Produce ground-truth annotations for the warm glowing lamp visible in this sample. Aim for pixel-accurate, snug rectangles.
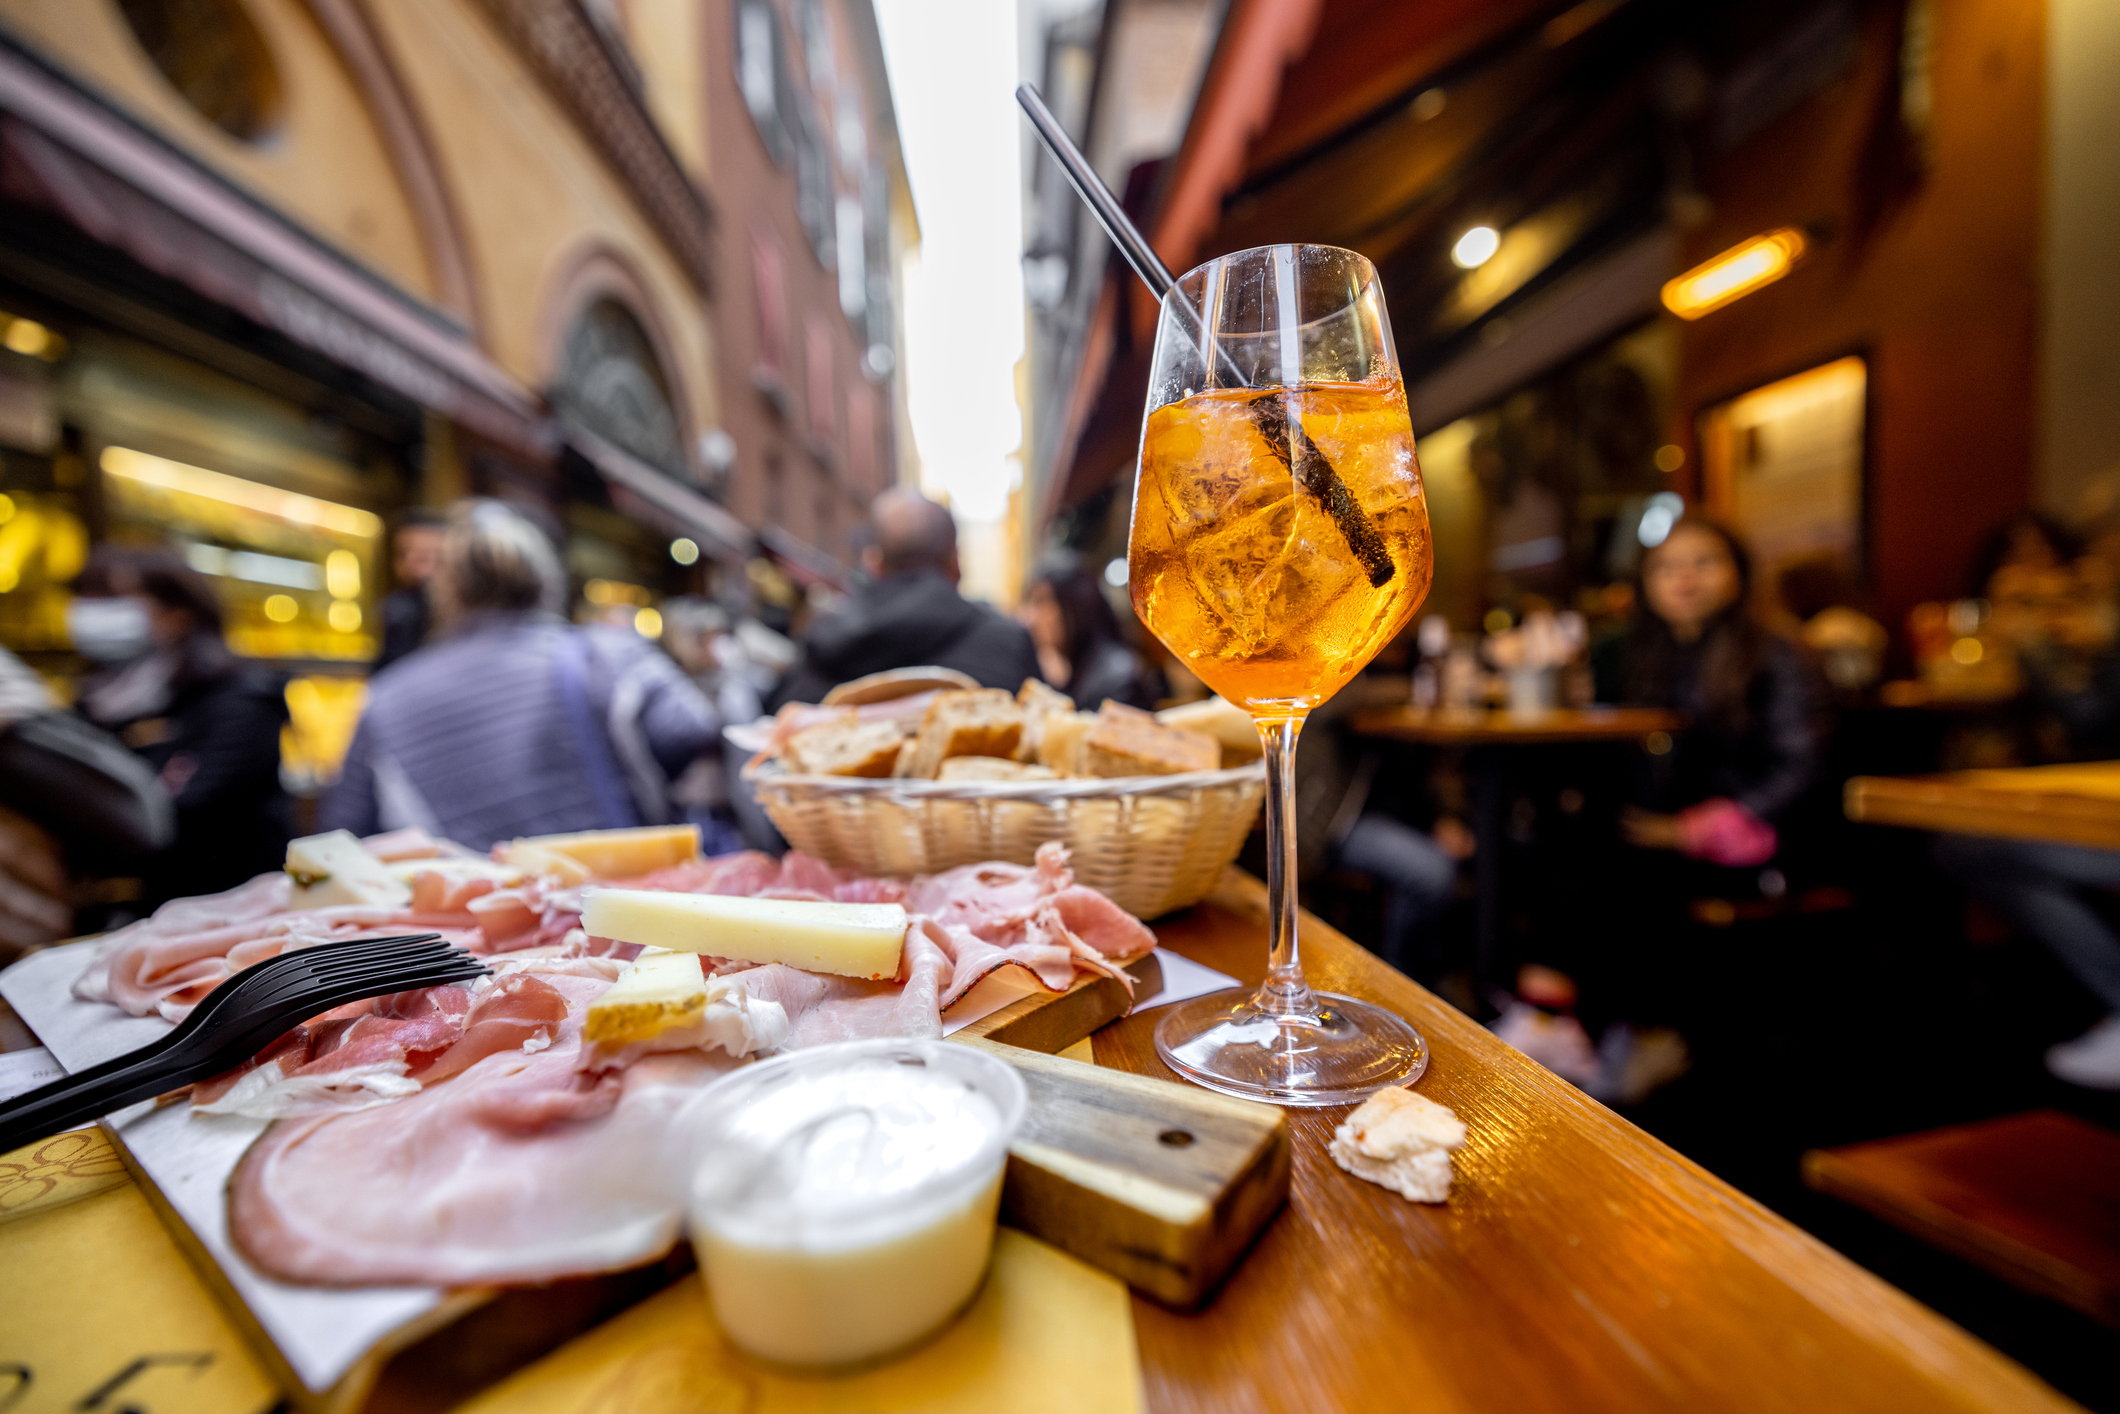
[1452,225,1500,269]
[1661,228,1808,320]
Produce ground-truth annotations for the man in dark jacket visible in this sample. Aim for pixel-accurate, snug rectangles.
[771,491,1041,706]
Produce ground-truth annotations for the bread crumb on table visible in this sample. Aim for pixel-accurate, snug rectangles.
[1328,1086,1467,1203]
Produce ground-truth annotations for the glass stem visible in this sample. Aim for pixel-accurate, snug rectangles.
[1257,713,1312,1014]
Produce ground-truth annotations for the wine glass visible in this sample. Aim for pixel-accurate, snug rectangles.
[1131,244,1434,1106]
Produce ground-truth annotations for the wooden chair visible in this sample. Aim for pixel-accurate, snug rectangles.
[1801,1110,2120,1329]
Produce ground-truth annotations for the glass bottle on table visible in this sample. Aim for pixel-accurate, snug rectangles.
[1130,243,1435,1105]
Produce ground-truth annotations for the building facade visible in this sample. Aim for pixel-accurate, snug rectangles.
[0,0,912,723]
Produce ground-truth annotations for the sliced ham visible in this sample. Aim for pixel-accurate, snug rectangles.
[415,974,570,1085]
[721,918,950,1048]
[228,1008,733,1286]
[211,842,1161,1290]
[79,837,1145,1027]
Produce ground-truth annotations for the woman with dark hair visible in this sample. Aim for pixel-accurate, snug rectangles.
[71,544,290,903]
[1601,515,1827,862]
[1021,566,1160,711]
[1507,516,1828,1102]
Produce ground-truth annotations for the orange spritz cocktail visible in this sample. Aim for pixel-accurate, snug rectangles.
[1130,374,1432,714]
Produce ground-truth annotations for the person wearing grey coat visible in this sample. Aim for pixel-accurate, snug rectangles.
[320,501,718,852]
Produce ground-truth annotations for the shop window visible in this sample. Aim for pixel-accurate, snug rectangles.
[733,0,791,166]
[1698,356,1867,599]
[805,317,836,450]
[845,381,876,493]
[751,230,790,412]
[97,445,381,663]
[114,0,284,142]
[551,299,686,478]
[792,100,835,268]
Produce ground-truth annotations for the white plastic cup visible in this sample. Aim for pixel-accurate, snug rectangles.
[685,1039,1027,1368]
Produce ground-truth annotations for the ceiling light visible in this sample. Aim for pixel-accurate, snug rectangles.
[1452,226,1500,269]
[1661,229,1808,320]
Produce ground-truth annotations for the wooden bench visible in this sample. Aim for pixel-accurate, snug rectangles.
[1802,1110,2120,1328]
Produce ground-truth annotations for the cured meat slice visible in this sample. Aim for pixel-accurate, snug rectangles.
[905,843,1155,1006]
[720,919,949,1048]
[230,1039,733,1286]
[416,974,570,1085]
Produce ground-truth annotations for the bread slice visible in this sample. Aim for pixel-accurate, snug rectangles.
[784,718,908,778]
[893,689,1026,779]
[1015,678,1077,761]
[822,666,981,706]
[1081,700,1221,778]
[1156,695,1263,764]
[937,756,1059,783]
[1037,710,1098,775]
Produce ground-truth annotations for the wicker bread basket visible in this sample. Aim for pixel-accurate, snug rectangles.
[743,757,1266,919]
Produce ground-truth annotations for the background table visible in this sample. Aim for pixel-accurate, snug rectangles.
[1350,707,1683,998]
[1845,761,2120,849]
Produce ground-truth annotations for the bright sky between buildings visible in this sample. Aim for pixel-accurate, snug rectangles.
[872,0,1026,529]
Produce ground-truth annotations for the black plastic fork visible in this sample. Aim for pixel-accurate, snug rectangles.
[0,933,487,1153]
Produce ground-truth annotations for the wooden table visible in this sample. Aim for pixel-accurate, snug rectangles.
[1349,705,1683,747]
[1802,1110,2120,1330]
[1349,706,1684,996]
[2,872,2079,1413]
[1845,761,2120,849]
[1113,872,2076,1413]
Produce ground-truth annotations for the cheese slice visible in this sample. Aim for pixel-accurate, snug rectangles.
[581,890,907,980]
[515,825,701,879]
[584,948,709,1047]
[583,948,788,1059]
[493,840,593,887]
[285,830,411,909]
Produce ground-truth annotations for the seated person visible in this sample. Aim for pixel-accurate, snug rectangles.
[1599,516,1827,870]
[1021,564,1161,711]
[1296,678,1469,977]
[1941,522,2120,1088]
[771,491,1041,707]
[1513,517,1826,1099]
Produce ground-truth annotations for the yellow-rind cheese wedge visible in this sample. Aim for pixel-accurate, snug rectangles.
[582,947,790,1059]
[286,830,411,908]
[583,948,707,1047]
[514,824,701,879]
[581,890,907,980]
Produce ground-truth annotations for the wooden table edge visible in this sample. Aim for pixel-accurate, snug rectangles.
[1845,775,2120,850]
[1098,868,2085,1414]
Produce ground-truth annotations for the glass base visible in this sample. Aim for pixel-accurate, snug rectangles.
[1152,988,1429,1107]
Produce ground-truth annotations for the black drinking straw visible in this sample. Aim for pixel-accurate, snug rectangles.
[1016,84,1175,299]
[1015,84,1395,587]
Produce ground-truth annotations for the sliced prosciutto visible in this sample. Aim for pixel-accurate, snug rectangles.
[77,839,1149,1026]
[230,988,734,1285]
[74,830,1166,1291]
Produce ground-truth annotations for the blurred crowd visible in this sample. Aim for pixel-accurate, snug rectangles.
[7,489,2120,1095]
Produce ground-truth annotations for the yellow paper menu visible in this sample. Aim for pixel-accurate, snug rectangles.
[451,1229,1145,1414]
[0,1129,279,1414]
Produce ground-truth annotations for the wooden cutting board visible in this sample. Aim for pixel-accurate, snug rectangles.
[954,1034,1291,1309]
[104,970,1139,1414]
[14,948,1288,1412]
